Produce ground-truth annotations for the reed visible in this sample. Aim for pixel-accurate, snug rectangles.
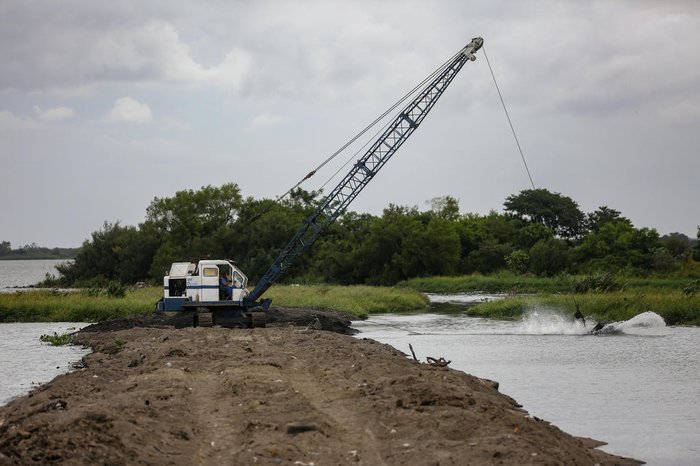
[265,285,429,318]
[0,285,428,322]
[399,273,693,294]
[468,291,700,325]
[0,287,160,322]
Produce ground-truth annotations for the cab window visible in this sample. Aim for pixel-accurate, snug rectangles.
[203,267,219,277]
[232,271,245,287]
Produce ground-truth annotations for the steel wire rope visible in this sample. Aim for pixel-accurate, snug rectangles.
[277,48,463,201]
[316,49,465,193]
[482,45,536,189]
[318,108,396,192]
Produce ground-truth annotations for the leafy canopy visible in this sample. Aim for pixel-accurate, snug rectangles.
[504,188,584,238]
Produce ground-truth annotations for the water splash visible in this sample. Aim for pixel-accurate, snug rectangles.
[594,311,668,336]
[519,309,590,335]
[518,309,667,336]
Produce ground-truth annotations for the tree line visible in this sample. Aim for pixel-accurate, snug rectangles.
[0,241,78,260]
[53,183,700,287]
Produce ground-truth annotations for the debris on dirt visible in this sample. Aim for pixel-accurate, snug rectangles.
[426,356,451,367]
[78,307,357,335]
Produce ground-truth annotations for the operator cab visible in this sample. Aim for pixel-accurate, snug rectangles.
[160,259,249,310]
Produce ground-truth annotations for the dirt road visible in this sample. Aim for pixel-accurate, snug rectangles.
[0,311,641,465]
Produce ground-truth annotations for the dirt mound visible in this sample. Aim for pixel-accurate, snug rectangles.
[80,307,357,335]
[0,324,641,465]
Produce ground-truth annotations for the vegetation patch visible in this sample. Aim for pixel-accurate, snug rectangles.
[0,287,160,323]
[39,332,72,346]
[265,285,428,318]
[0,285,427,322]
[467,290,700,326]
[400,273,695,294]
[398,273,573,293]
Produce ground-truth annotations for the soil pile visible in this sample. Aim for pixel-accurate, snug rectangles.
[0,313,641,465]
[79,308,356,335]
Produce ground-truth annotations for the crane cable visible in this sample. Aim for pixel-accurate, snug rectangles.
[319,104,396,192]
[276,48,464,201]
[482,45,536,189]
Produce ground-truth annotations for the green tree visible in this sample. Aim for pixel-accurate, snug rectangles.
[0,241,10,254]
[661,232,691,259]
[454,211,517,274]
[585,206,630,232]
[428,196,460,220]
[409,216,461,277]
[506,249,529,274]
[348,205,460,285]
[115,223,161,283]
[57,222,127,285]
[504,188,584,238]
[515,223,554,249]
[651,248,675,274]
[223,191,317,282]
[146,183,242,244]
[528,238,570,276]
[146,183,243,278]
[306,212,374,284]
[465,239,512,274]
[575,220,660,273]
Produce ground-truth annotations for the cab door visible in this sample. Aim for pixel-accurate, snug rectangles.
[201,266,220,301]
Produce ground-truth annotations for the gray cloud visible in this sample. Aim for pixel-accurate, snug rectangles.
[1,0,699,247]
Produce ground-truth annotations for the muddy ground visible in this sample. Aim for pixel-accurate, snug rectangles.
[0,309,641,465]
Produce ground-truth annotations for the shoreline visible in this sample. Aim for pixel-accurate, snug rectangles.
[0,311,642,465]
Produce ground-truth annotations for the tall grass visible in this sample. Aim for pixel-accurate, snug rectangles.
[0,285,428,322]
[0,288,161,322]
[265,285,429,318]
[399,273,694,294]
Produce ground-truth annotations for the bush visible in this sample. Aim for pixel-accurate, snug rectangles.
[39,332,72,346]
[572,273,621,293]
[82,286,102,297]
[106,281,127,298]
[683,279,699,297]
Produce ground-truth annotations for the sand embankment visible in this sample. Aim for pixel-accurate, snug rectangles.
[0,310,641,465]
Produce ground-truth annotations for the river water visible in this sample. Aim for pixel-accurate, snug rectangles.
[354,295,700,466]
[0,258,69,290]
[0,260,90,405]
[0,323,91,405]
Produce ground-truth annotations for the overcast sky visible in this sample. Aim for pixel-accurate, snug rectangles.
[2,0,699,248]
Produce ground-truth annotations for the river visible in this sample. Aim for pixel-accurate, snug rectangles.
[0,260,90,405]
[0,258,69,290]
[354,295,700,466]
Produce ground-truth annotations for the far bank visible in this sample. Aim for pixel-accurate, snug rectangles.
[2,279,700,325]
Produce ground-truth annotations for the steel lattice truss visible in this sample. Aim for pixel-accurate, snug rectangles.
[248,38,483,302]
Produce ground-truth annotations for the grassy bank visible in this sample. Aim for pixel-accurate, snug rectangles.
[399,273,694,294]
[399,273,700,325]
[467,291,700,325]
[0,288,160,322]
[0,285,428,322]
[265,285,428,318]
